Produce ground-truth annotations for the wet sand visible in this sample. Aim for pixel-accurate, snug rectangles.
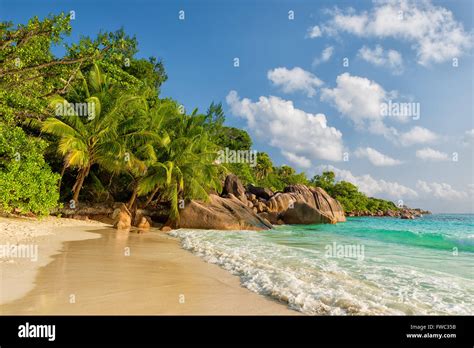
[1,226,296,315]
[0,217,105,304]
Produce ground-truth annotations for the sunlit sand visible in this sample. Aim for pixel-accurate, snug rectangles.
[0,218,295,315]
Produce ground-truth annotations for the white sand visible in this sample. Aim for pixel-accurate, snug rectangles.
[0,217,296,314]
[0,216,107,304]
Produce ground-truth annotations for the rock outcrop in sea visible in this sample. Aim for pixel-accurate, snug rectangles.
[174,174,346,230]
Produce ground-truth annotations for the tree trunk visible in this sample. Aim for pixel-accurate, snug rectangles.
[144,186,160,207]
[127,185,139,210]
[58,163,68,191]
[72,166,89,203]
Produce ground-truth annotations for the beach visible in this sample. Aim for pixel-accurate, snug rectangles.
[0,216,295,315]
[1,214,472,316]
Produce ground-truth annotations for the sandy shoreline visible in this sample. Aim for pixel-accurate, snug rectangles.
[0,216,105,305]
[0,216,296,315]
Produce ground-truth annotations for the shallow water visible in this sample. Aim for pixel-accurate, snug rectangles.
[171,214,474,315]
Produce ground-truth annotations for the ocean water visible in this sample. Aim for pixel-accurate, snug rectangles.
[170,214,474,315]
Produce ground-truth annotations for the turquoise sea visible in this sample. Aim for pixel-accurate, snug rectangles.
[171,214,474,315]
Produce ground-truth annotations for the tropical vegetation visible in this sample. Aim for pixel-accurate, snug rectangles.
[0,13,399,218]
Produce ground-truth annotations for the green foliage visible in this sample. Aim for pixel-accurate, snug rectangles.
[0,124,60,215]
[205,102,225,130]
[138,111,223,221]
[275,165,309,186]
[213,126,253,151]
[225,163,255,185]
[311,171,335,191]
[310,171,398,213]
[41,63,149,202]
[0,13,74,123]
[254,152,273,180]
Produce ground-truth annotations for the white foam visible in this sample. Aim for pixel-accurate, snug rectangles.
[170,229,474,315]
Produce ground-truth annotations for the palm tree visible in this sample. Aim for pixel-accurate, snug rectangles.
[255,152,273,180]
[138,111,223,221]
[118,100,173,209]
[42,63,147,203]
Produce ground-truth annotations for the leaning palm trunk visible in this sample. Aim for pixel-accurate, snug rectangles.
[72,165,90,203]
[58,162,68,191]
[127,184,139,210]
[144,186,160,207]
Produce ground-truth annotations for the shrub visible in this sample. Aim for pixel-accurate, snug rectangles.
[0,123,60,215]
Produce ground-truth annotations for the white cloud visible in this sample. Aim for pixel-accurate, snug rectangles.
[320,72,388,126]
[320,73,440,146]
[328,9,368,36]
[267,67,324,97]
[468,184,474,196]
[315,166,469,208]
[320,0,472,66]
[226,90,344,166]
[358,45,404,74]
[320,73,400,140]
[462,129,474,146]
[416,180,467,200]
[307,25,322,38]
[354,147,402,166]
[415,147,449,161]
[312,46,334,66]
[317,165,418,200]
[399,126,438,146]
[281,151,312,168]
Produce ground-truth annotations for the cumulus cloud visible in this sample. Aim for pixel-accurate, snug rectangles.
[320,73,440,146]
[354,147,402,166]
[320,73,400,139]
[319,0,472,66]
[415,147,449,161]
[358,45,404,74]
[281,151,312,168]
[317,165,418,200]
[320,72,388,126]
[307,25,322,38]
[416,180,467,200]
[399,126,438,146]
[267,67,324,97]
[312,46,334,66]
[226,90,344,166]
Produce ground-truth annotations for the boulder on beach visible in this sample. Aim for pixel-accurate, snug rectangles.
[258,211,280,225]
[281,202,336,224]
[266,184,345,224]
[135,215,152,230]
[174,194,272,230]
[171,175,345,229]
[113,204,132,230]
[401,212,414,219]
[311,187,346,223]
[221,174,248,205]
[247,184,274,200]
[161,226,172,232]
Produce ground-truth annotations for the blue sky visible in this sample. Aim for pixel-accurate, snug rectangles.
[1,0,473,212]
